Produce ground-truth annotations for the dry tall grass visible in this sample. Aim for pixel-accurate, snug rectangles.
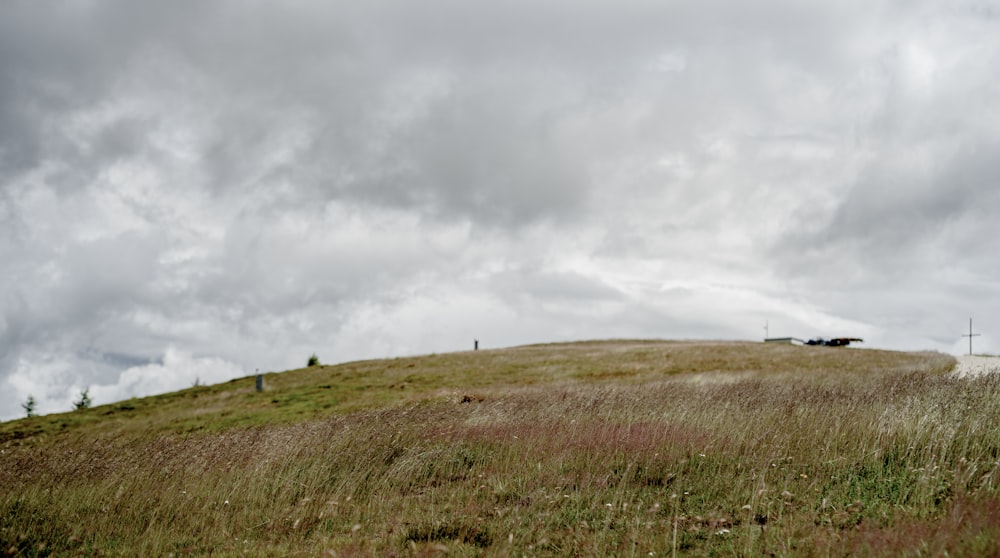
[3,341,994,556]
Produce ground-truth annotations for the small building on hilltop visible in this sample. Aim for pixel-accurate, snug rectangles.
[764,337,805,345]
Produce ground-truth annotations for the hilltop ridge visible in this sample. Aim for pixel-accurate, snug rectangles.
[0,339,948,444]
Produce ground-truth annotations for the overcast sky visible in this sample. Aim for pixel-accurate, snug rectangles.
[2,0,999,420]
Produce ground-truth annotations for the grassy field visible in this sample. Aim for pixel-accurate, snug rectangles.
[3,339,997,556]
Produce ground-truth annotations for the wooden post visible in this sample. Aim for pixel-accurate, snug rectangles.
[474,339,479,351]
[962,318,981,356]
[256,370,263,392]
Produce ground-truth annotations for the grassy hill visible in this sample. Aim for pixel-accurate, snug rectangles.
[4,339,999,556]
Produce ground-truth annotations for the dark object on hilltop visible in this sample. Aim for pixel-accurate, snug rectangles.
[307,354,320,367]
[805,337,864,347]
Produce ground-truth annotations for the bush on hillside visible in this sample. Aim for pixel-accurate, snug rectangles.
[74,388,92,411]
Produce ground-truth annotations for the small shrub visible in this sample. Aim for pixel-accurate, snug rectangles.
[73,388,92,410]
[308,354,320,367]
[21,395,36,418]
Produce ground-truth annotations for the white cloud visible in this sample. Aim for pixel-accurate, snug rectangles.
[2,346,246,419]
[94,347,246,403]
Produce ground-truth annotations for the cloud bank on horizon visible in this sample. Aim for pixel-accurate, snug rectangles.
[2,0,998,419]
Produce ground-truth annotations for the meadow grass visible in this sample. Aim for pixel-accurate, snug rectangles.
[3,340,995,556]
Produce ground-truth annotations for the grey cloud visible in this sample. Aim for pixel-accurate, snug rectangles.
[78,349,159,370]
[0,2,183,174]
[777,122,1000,293]
[3,0,878,222]
[0,229,165,377]
[492,269,624,305]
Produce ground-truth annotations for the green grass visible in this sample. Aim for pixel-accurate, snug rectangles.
[4,340,996,556]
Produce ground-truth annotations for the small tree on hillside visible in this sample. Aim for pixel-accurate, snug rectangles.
[22,395,36,418]
[308,353,320,367]
[73,388,92,410]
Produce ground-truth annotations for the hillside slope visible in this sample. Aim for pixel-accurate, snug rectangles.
[6,340,999,557]
[0,340,951,443]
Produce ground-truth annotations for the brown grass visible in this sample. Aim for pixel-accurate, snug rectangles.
[4,340,991,556]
